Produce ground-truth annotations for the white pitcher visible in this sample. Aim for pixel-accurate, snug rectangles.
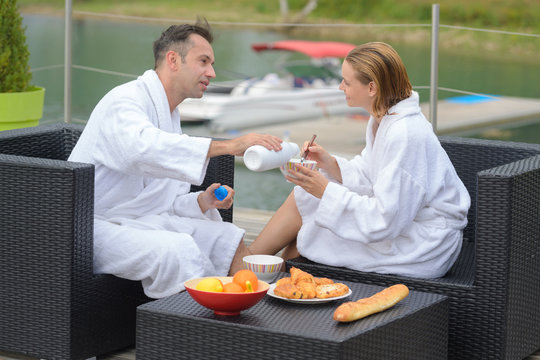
[243,142,300,172]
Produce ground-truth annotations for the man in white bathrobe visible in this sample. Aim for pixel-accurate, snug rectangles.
[68,20,282,298]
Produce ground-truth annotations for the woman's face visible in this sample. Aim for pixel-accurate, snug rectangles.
[339,60,374,112]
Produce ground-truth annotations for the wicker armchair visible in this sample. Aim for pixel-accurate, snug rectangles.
[0,123,235,360]
[287,136,540,360]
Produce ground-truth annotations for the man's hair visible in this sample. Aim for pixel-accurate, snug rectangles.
[153,17,213,69]
[345,42,412,118]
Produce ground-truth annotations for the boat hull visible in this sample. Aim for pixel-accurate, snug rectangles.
[178,88,366,131]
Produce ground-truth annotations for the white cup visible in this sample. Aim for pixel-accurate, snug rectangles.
[280,158,318,180]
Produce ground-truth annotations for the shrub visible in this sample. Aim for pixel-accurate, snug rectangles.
[0,0,32,93]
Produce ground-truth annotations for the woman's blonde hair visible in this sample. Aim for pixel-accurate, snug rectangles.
[345,42,412,118]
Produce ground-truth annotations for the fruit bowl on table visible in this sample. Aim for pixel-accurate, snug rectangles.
[243,254,284,283]
[184,276,269,316]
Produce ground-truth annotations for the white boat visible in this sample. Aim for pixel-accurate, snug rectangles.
[178,40,368,132]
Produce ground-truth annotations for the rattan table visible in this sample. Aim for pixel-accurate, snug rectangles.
[136,281,448,359]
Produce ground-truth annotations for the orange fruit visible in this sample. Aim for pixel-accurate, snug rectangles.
[223,282,244,293]
[233,269,258,292]
[195,278,224,292]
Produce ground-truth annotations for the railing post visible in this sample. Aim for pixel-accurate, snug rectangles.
[64,0,72,123]
[430,3,439,132]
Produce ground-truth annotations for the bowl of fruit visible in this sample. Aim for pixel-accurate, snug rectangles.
[184,270,269,316]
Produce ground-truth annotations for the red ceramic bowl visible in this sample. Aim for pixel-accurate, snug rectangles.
[184,276,269,316]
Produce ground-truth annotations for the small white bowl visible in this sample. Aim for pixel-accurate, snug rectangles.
[279,158,318,179]
[242,255,284,282]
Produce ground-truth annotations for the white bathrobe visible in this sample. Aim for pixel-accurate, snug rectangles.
[295,91,470,278]
[68,70,244,298]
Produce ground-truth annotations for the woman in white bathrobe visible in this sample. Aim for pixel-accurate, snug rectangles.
[249,42,470,279]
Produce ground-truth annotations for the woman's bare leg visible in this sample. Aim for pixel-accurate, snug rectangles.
[280,239,300,260]
[228,239,252,275]
[248,191,302,256]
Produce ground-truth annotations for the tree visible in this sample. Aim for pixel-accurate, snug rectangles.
[0,0,32,93]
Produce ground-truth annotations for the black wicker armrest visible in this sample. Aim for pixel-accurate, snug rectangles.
[475,153,540,276]
[0,153,96,359]
[472,154,540,359]
[0,123,83,160]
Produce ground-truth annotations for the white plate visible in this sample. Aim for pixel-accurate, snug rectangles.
[267,283,352,304]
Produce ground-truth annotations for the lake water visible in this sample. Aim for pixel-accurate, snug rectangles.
[22,14,540,210]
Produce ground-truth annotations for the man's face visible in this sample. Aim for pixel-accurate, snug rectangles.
[177,34,216,99]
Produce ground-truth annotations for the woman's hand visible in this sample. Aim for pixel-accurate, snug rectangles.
[197,183,234,213]
[285,164,329,199]
[302,141,342,183]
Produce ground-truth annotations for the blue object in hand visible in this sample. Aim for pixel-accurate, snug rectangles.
[214,185,228,201]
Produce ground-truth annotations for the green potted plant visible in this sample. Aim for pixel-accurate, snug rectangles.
[0,0,45,131]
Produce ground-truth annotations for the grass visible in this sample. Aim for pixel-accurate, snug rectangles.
[17,0,540,31]
[17,0,540,59]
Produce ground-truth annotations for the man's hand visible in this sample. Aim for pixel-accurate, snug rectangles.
[208,133,283,157]
[284,165,329,199]
[197,183,234,213]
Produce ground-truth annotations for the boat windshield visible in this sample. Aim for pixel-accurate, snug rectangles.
[283,61,340,79]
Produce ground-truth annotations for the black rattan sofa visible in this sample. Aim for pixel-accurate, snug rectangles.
[0,123,235,360]
[288,136,540,360]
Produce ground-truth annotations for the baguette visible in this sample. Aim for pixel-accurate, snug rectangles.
[333,284,409,322]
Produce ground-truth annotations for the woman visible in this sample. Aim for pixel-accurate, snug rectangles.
[248,42,470,278]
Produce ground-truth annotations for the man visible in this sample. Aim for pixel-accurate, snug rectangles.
[68,19,282,298]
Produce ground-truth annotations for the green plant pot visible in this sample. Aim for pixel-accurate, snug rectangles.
[0,86,45,131]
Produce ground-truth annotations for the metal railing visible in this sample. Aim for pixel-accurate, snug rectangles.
[34,2,538,130]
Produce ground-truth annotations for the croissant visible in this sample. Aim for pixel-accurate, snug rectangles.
[274,283,304,299]
[314,277,334,286]
[276,277,292,287]
[290,267,315,285]
[274,268,350,300]
[296,280,317,299]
